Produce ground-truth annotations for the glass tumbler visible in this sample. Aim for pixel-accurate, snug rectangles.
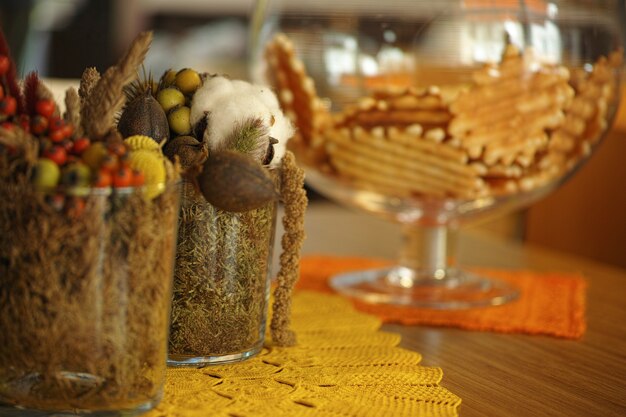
[167,180,277,366]
[0,183,180,416]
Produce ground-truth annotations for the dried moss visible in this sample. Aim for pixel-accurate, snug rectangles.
[0,155,179,412]
[169,177,277,357]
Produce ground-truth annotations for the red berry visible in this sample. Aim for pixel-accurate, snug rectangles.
[0,96,17,116]
[0,55,9,76]
[48,116,65,132]
[112,166,133,188]
[131,169,145,187]
[35,99,56,118]
[72,137,90,154]
[93,168,112,187]
[107,142,127,157]
[60,123,74,139]
[49,129,66,143]
[43,145,67,166]
[31,115,48,135]
[1,122,14,130]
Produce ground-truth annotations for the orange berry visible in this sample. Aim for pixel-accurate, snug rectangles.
[93,168,112,188]
[112,165,133,188]
[131,169,145,187]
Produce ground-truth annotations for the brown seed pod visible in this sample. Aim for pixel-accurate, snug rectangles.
[163,135,208,168]
[117,90,169,143]
[198,150,278,212]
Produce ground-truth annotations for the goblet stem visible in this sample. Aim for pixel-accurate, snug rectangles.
[398,225,450,278]
[330,224,519,308]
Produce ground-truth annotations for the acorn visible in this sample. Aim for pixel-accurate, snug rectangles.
[197,150,277,212]
[163,135,207,168]
[117,90,169,144]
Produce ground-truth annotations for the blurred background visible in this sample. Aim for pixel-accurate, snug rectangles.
[0,0,625,269]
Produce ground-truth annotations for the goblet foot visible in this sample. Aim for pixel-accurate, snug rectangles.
[330,266,519,309]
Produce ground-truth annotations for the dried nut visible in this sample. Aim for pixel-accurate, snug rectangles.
[163,135,207,168]
[198,150,277,212]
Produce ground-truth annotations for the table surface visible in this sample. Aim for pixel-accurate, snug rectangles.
[296,202,626,417]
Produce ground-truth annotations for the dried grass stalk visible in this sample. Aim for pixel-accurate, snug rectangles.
[0,127,38,170]
[81,32,152,139]
[64,87,82,136]
[271,150,307,346]
[78,67,100,103]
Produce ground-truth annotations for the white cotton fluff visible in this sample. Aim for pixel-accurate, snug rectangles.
[190,76,294,168]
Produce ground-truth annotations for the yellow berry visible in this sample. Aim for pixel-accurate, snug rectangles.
[156,87,185,113]
[167,106,191,135]
[161,69,177,86]
[32,158,61,189]
[81,142,108,170]
[127,149,166,199]
[174,69,201,94]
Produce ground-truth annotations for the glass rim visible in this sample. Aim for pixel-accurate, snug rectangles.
[32,180,182,197]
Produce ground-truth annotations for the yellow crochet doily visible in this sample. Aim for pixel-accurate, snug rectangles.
[149,291,461,417]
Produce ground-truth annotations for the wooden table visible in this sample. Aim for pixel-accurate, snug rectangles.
[297,202,626,417]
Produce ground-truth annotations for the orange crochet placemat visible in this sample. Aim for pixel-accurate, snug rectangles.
[297,255,586,339]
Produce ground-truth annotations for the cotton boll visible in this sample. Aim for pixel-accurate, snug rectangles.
[191,75,294,166]
[204,94,271,148]
[189,76,234,127]
[267,109,294,168]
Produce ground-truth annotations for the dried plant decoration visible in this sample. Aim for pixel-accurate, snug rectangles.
[82,31,153,139]
[0,29,181,412]
[78,67,100,103]
[271,150,307,346]
[0,29,23,113]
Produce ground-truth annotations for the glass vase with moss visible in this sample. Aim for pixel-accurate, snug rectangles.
[164,74,307,366]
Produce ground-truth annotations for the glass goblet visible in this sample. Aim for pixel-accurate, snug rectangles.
[250,0,624,308]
